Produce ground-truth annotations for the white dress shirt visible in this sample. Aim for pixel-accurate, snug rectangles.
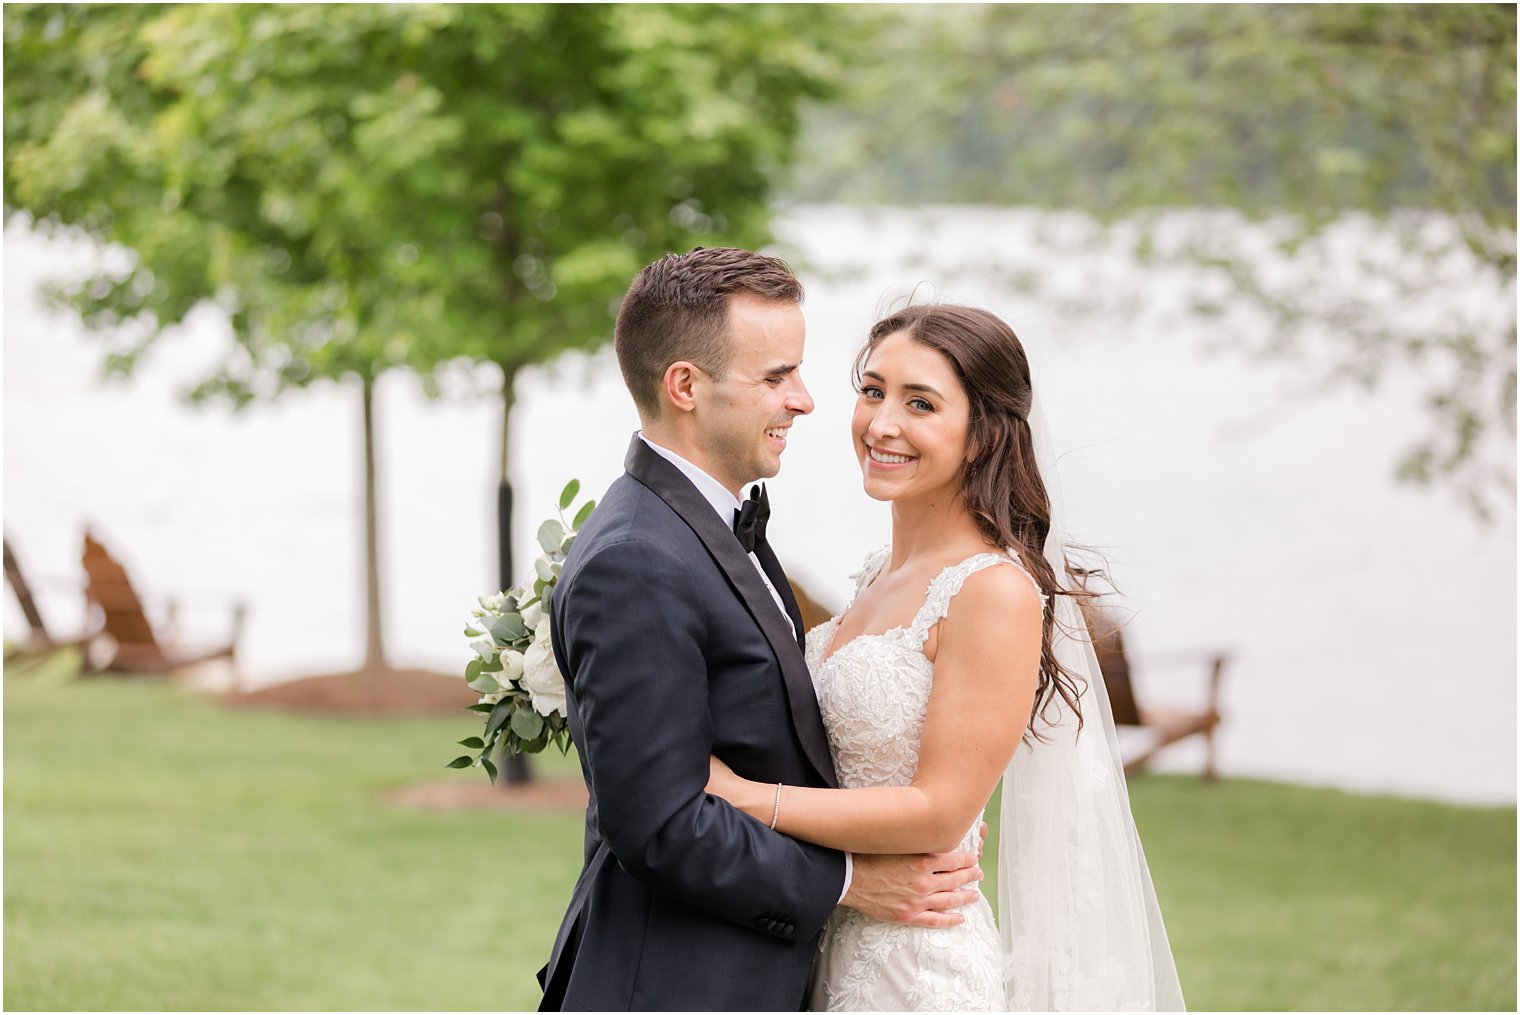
[638,433,852,901]
[639,434,795,636]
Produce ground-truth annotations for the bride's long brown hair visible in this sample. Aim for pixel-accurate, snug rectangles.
[855,303,1090,738]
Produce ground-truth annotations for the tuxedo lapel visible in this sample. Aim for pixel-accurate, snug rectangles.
[624,437,838,788]
[753,540,807,655]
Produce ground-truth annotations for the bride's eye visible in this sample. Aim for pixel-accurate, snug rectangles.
[860,385,884,400]
[909,397,934,412]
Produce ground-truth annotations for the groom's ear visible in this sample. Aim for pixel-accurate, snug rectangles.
[661,361,701,414]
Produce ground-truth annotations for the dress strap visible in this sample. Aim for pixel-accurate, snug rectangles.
[845,544,892,610]
[904,549,1047,650]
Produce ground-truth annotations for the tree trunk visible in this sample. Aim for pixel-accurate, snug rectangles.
[361,376,387,672]
[497,363,531,786]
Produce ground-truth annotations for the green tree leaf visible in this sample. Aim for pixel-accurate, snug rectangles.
[558,478,580,510]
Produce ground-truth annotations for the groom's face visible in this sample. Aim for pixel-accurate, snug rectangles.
[694,293,814,494]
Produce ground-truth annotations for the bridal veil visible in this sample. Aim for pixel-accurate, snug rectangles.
[996,398,1187,1011]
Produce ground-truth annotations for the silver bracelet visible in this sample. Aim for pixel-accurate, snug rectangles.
[768,782,783,830]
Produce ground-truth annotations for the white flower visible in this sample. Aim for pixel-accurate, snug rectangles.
[481,688,507,706]
[521,620,565,717]
[499,648,525,684]
[469,639,498,661]
[520,598,545,630]
[481,591,509,613]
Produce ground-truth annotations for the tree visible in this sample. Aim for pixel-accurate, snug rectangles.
[790,4,1516,517]
[5,4,844,708]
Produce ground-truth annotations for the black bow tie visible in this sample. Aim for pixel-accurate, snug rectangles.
[733,484,771,554]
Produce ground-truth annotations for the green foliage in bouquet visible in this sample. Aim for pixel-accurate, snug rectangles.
[448,480,594,782]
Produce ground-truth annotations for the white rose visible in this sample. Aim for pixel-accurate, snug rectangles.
[520,598,545,630]
[499,648,525,684]
[521,625,565,717]
[481,688,507,706]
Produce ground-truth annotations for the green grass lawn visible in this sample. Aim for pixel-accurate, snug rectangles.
[6,663,1515,1011]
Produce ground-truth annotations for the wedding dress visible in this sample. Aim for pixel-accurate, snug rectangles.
[806,545,1036,1012]
[804,540,1185,1012]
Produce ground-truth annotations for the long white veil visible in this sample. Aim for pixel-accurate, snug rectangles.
[997,399,1186,1011]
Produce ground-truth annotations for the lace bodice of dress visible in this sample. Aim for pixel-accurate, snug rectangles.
[804,545,1046,829]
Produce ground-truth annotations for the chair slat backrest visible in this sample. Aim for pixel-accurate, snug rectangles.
[1079,600,1143,727]
[81,532,164,667]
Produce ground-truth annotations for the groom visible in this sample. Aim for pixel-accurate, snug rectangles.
[537,247,983,1011]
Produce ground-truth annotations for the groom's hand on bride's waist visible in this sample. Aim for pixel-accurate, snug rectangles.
[840,849,984,928]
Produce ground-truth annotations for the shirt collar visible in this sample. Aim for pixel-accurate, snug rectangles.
[637,432,748,524]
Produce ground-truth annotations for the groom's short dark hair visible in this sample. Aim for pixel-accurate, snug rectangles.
[615,246,804,417]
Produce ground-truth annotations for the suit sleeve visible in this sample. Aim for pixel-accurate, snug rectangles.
[555,536,845,942]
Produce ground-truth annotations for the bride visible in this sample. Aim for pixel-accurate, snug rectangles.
[705,304,1185,1011]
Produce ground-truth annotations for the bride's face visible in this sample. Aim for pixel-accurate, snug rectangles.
[852,331,972,506]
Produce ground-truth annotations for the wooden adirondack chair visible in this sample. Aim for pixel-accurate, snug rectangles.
[1080,599,1225,779]
[3,536,98,665]
[80,531,245,675]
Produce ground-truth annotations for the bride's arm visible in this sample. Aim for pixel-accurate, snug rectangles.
[708,565,1043,854]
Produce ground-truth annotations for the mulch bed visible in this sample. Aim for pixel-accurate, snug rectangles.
[225,665,587,813]
[388,777,588,812]
[226,666,477,715]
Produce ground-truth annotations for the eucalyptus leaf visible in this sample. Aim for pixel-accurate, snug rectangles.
[534,557,555,582]
[484,612,527,642]
[467,675,501,694]
[463,626,483,638]
[510,708,545,740]
[559,478,580,510]
[482,756,498,783]
[457,736,486,749]
[464,657,483,680]
[446,756,474,769]
[572,499,597,530]
[537,518,565,553]
[480,655,503,673]
[466,702,495,713]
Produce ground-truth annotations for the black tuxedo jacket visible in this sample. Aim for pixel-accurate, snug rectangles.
[537,436,846,1012]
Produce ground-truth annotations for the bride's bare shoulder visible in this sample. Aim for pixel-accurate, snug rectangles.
[942,561,1044,646]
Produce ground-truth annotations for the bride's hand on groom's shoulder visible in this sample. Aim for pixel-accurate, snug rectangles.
[841,850,984,929]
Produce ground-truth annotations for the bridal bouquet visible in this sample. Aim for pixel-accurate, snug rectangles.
[448,479,595,782]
